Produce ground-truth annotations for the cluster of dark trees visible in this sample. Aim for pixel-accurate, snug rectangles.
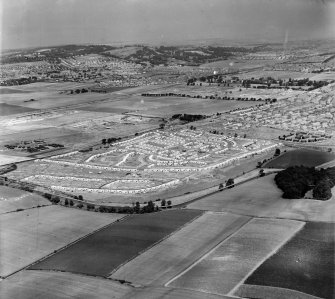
[171,114,207,122]
[274,166,335,200]
[4,142,64,153]
[96,201,159,214]
[69,88,89,94]
[101,137,122,144]
[0,164,17,175]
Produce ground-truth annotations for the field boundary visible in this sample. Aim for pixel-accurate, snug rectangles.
[107,210,205,278]
[2,214,128,280]
[228,220,306,296]
[164,216,253,287]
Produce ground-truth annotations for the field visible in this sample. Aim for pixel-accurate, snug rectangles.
[188,174,335,222]
[168,218,304,296]
[264,148,335,168]
[239,222,334,299]
[111,212,250,285]
[0,206,123,277]
[125,286,234,299]
[0,186,51,214]
[29,209,203,277]
[0,153,32,165]
[0,270,132,299]
[0,103,37,116]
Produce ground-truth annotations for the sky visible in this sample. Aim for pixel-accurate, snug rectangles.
[1,0,334,49]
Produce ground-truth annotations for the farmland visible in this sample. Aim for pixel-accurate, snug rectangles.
[188,174,335,222]
[111,212,250,285]
[0,185,51,214]
[238,222,335,299]
[29,209,202,277]
[264,148,335,168]
[0,206,123,277]
[168,218,304,296]
[0,270,132,299]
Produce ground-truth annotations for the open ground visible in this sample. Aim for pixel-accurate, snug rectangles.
[0,205,123,277]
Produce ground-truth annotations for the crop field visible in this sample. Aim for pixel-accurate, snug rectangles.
[264,148,335,168]
[0,153,32,165]
[188,174,335,222]
[29,209,202,277]
[125,286,234,299]
[138,99,258,117]
[240,222,334,299]
[0,206,123,277]
[7,128,277,200]
[0,270,132,299]
[168,218,304,296]
[111,212,250,285]
[0,103,37,116]
[0,186,51,214]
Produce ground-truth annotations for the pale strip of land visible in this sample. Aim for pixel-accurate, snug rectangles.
[111,211,250,285]
[0,270,131,299]
[125,286,234,299]
[0,206,124,277]
[0,153,33,166]
[169,218,304,296]
[235,284,324,299]
[0,185,51,214]
[188,174,335,222]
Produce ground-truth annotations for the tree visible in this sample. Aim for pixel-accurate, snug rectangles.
[161,199,166,207]
[159,123,165,130]
[274,148,281,156]
[219,183,224,190]
[167,200,172,208]
[77,203,83,209]
[102,139,107,145]
[259,169,265,177]
[313,179,332,201]
[78,195,83,201]
[134,201,140,214]
[226,178,235,188]
[256,161,262,168]
[64,198,69,206]
[69,200,74,206]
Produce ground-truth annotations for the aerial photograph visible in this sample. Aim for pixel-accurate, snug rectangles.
[0,0,334,298]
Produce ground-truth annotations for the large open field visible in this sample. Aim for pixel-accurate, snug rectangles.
[0,186,51,214]
[0,206,123,277]
[264,148,335,168]
[111,212,250,285]
[238,222,335,299]
[168,218,304,296]
[30,209,202,277]
[0,103,37,116]
[0,270,132,299]
[188,174,335,222]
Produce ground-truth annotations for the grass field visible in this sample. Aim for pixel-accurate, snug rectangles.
[0,103,37,116]
[0,270,131,299]
[264,149,335,168]
[169,218,304,296]
[242,222,335,299]
[111,211,250,285]
[236,284,325,299]
[0,153,32,165]
[188,174,335,222]
[0,206,123,277]
[30,209,202,277]
[125,286,234,299]
[0,186,51,214]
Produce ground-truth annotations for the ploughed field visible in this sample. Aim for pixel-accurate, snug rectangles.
[168,218,304,296]
[0,185,51,214]
[264,148,335,168]
[29,209,202,277]
[111,212,250,285]
[237,222,335,299]
[0,206,123,277]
